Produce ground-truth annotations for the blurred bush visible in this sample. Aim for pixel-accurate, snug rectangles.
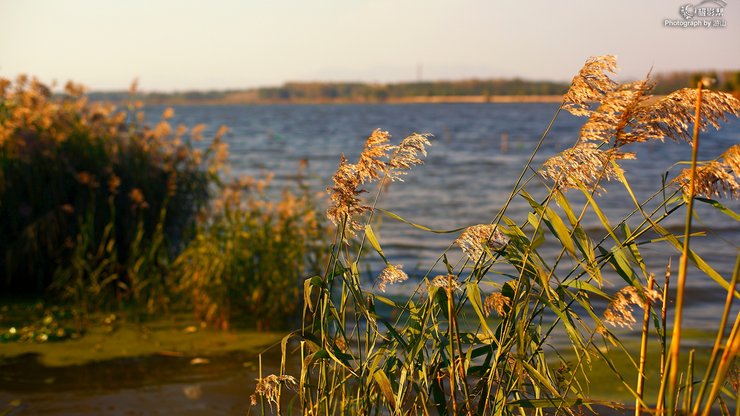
[1,76,328,330]
[0,76,224,310]
[174,172,328,330]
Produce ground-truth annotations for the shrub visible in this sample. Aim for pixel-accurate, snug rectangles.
[0,76,225,311]
[174,171,328,330]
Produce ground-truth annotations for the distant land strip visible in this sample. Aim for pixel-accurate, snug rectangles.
[85,70,740,105]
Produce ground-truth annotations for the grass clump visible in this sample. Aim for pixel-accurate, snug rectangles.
[252,56,740,415]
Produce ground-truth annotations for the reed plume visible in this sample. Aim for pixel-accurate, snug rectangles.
[673,160,740,200]
[722,144,740,176]
[604,286,661,329]
[326,129,429,237]
[377,264,408,292]
[630,88,740,143]
[579,79,653,146]
[250,374,298,408]
[541,143,635,192]
[429,274,460,291]
[327,155,367,235]
[454,224,508,262]
[388,133,432,181]
[357,129,393,183]
[483,292,511,317]
[563,55,618,117]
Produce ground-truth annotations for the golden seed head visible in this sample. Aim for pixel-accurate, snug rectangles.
[388,133,432,181]
[604,286,660,329]
[541,143,635,192]
[454,224,508,262]
[673,160,740,200]
[356,129,393,184]
[579,79,653,146]
[631,89,740,143]
[191,123,207,142]
[563,55,619,117]
[377,264,408,292]
[251,374,298,408]
[107,174,121,194]
[483,292,511,317]
[722,144,740,177]
[325,129,430,238]
[75,171,99,188]
[129,188,148,209]
[428,274,460,292]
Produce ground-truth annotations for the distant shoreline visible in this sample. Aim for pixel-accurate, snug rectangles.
[139,95,566,106]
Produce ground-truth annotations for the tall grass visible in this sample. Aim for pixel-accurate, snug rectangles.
[252,56,740,415]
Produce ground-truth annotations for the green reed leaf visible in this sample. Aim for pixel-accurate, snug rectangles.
[466,282,495,338]
[695,197,740,222]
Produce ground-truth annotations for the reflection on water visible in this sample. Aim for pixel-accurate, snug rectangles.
[0,349,284,415]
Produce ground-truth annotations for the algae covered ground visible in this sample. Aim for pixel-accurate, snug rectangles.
[0,303,286,414]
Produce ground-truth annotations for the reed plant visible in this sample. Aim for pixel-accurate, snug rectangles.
[252,56,740,415]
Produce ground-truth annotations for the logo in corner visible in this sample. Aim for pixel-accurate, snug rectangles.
[679,0,726,20]
[665,0,727,28]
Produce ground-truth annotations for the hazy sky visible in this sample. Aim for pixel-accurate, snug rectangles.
[1,0,738,91]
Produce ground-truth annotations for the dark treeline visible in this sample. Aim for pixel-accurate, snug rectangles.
[256,79,569,102]
[86,70,740,104]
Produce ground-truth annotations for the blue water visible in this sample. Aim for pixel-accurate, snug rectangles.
[156,102,740,329]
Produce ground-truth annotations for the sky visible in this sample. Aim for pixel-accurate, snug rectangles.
[1,0,739,91]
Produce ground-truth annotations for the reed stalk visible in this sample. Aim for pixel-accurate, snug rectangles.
[636,275,655,416]
[665,80,704,415]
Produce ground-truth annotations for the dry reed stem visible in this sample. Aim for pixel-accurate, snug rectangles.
[635,275,655,416]
[667,80,705,416]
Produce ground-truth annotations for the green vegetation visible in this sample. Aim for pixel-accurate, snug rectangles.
[0,303,283,367]
[250,56,740,415]
[174,175,327,331]
[0,76,327,331]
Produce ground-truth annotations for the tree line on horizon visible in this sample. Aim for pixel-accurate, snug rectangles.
[86,70,740,104]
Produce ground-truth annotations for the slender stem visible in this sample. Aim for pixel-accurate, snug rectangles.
[656,259,672,415]
[636,275,655,416]
[693,254,740,414]
[684,349,695,414]
[666,80,704,415]
[702,309,740,416]
[446,278,458,415]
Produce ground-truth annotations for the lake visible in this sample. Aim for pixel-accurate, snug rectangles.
[163,102,739,329]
